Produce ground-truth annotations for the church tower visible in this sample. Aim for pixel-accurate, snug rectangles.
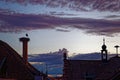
[101,38,108,62]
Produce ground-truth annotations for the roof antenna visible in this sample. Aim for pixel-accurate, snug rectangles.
[114,45,119,57]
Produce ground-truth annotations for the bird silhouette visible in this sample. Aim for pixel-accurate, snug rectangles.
[26,33,28,37]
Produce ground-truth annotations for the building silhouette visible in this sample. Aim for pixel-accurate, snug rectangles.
[63,39,120,80]
[0,36,47,80]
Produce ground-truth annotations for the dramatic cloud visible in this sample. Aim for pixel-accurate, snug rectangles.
[0,10,120,36]
[56,29,70,32]
[2,0,120,12]
[105,15,120,19]
[49,11,76,17]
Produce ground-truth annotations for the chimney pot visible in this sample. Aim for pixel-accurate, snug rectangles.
[19,37,30,64]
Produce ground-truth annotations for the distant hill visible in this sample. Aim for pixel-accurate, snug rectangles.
[29,51,64,65]
[28,51,117,76]
[70,53,116,60]
[28,49,65,75]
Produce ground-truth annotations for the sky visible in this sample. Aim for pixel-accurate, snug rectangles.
[0,0,120,56]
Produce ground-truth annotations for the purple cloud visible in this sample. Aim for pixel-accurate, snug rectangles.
[105,15,120,19]
[49,11,76,16]
[2,0,120,12]
[0,9,120,36]
[56,29,70,32]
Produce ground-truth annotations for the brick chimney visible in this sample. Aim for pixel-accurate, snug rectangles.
[19,37,30,64]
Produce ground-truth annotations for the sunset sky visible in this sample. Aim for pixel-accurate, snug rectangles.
[0,0,120,55]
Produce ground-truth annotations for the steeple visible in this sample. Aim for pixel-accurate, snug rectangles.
[101,38,108,62]
[102,38,107,51]
[103,38,105,44]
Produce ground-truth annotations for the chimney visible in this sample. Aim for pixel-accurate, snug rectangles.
[19,37,30,64]
[62,48,68,60]
[114,45,119,57]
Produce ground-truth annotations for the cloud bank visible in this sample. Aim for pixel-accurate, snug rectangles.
[0,0,120,36]
[2,0,120,12]
[0,9,120,36]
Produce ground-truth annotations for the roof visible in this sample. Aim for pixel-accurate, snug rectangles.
[63,56,120,80]
[0,40,46,80]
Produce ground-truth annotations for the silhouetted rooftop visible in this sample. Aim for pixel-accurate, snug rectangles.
[0,40,46,80]
[63,56,120,80]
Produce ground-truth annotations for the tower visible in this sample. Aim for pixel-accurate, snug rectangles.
[19,35,30,64]
[101,38,108,62]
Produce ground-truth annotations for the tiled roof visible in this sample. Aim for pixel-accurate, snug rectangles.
[63,56,120,80]
[0,40,46,80]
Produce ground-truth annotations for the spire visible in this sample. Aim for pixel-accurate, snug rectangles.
[101,38,108,62]
[102,38,107,50]
[103,38,105,45]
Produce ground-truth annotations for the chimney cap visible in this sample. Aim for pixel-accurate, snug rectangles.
[19,37,30,42]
